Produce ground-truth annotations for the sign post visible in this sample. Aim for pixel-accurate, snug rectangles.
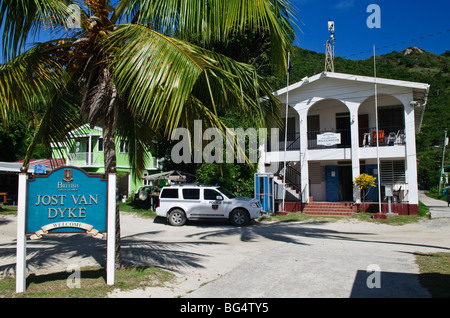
[16,169,27,293]
[16,166,115,292]
[107,170,116,285]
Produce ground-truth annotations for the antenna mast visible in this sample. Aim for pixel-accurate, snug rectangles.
[325,20,335,72]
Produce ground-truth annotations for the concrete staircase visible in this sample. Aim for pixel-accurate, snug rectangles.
[302,201,357,216]
[274,176,301,200]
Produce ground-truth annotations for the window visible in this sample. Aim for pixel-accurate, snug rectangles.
[307,115,320,132]
[119,139,128,153]
[74,139,82,153]
[379,106,404,131]
[380,160,405,184]
[204,189,221,200]
[182,188,200,200]
[97,138,103,152]
[161,188,179,199]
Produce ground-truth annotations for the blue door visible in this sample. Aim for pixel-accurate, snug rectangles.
[254,174,274,213]
[365,165,379,202]
[325,166,339,202]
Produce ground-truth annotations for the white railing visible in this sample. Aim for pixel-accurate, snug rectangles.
[67,152,103,166]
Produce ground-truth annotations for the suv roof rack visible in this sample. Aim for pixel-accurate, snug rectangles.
[164,183,213,187]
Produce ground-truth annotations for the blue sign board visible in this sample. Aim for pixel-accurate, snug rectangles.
[26,167,108,237]
[34,164,46,174]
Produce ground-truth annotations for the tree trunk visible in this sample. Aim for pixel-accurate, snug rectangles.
[102,84,123,269]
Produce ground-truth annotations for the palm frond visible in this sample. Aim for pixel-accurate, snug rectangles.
[0,0,81,59]
[111,0,295,73]
[116,107,155,181]
[102,24,217,134]
[0,44,66,125]
[23,75,83,168]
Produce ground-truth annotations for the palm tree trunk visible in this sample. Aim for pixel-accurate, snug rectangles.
[102,84,123,269]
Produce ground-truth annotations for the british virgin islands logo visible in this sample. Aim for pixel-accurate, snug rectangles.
[57,169,79,191]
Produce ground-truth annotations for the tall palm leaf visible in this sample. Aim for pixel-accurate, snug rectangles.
[0,0,296,268]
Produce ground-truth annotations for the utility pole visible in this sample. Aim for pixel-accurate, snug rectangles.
[439,128,448,195]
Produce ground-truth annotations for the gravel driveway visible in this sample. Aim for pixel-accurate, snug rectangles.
[1,210,450,298]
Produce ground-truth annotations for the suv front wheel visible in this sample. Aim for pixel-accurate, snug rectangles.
[230,209,250,226]
[168,209,187,226]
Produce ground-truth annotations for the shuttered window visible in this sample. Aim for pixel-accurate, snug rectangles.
[380,160,405,184]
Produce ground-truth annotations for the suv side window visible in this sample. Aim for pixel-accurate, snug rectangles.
[204,189,221,200]
[182,188,200,200]
[161,188,179,198]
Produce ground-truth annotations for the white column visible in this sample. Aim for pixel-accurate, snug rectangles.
[348,102,361,203]
[404,99,419,205]
[297,105,309,203]
[88,136,92,166]
[107,171,116,285]
[16,171,27,293]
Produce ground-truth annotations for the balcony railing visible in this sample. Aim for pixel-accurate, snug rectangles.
[308,129,351,149]
[67,152,103,166]
[264,125,406,153]
[359,126,405,147]
[267,132,300,151]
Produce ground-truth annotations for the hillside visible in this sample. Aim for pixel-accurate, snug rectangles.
[268,46,450,189]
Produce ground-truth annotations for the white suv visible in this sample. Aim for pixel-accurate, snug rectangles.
[155,184,261,226]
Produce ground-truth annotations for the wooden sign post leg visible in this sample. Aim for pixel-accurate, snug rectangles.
[16,171,27,293]
[106,172,116,285]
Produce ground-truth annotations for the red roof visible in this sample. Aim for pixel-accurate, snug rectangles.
[14,158,66,168]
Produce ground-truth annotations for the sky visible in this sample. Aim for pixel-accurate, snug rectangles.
[289,0,450,59]
[1,0,449,63]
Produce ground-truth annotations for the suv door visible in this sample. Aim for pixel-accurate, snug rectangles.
[194,188,228,218]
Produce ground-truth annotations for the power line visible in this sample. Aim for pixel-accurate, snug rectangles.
[342,29,450,59]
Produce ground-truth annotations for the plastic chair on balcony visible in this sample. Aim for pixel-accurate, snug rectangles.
[387,132,396,146]
[371,130,384,146]
[362,133,371,147]
[395,130,405,145]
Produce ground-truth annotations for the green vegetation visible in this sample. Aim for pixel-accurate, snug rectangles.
[118,201,156,218]
[0,266,174,298]
[261,210,428,226]
[415,252,450,298]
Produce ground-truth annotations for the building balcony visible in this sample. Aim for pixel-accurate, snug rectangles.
[359,126,405,148]
[266,132,301,151]
[67,152,103,166]
[307,129,351,149]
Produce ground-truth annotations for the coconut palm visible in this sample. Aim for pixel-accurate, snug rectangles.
[0,0,295,268]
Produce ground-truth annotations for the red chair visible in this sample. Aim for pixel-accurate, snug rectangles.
[372,130,384,145]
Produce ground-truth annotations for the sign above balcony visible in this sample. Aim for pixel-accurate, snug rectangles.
[317,132,341,146]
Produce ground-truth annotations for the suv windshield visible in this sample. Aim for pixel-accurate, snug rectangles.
[217,187,236,199]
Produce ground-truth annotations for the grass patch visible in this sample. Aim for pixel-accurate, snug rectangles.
[118,201,156,218]
[0,266,175,298]
[259,201,430,226]
[260,212,342,223]
[415,252,450,298]
[0,205,17,215]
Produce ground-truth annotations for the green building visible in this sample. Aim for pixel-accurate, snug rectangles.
[51,125,161,199]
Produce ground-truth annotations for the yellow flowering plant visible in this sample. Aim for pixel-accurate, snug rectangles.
[353,173,377,208]
[353,173,376,190]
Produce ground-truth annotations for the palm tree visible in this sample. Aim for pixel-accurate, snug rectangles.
[0,0,295,268]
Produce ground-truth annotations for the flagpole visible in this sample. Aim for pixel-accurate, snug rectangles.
[282,52,290,212]
[373,45,382,213]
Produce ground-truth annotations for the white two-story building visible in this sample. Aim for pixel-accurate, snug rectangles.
[259,71,430,215]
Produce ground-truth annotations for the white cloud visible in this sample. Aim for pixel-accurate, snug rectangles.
[335,0,355,9]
